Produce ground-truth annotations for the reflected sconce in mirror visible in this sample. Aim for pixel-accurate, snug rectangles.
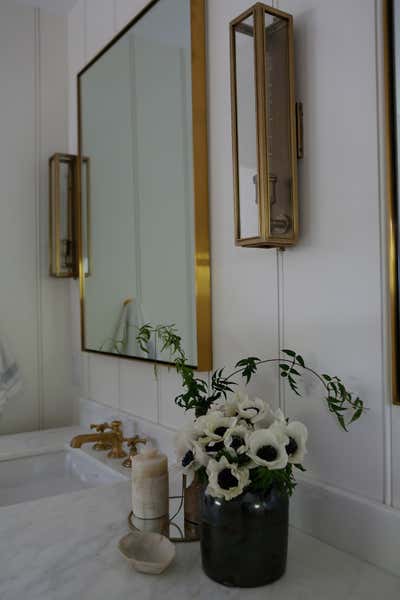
[49,154,90,278]
[230,3,302,248]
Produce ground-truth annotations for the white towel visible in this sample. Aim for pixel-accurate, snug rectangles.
[0,335,22,412]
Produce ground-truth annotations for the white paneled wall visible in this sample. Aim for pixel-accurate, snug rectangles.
[68,0,400,563]
[0,0,73,434]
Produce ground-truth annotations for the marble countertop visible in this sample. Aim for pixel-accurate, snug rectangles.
[0,428,400,600]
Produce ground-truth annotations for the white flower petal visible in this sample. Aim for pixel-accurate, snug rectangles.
[224,424,250,455]
[286,421,308,464]
[206,456,250,501]
[194,412,236,440]
[247,428,288,470]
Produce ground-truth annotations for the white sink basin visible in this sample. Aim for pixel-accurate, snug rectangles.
[0,449,127,507]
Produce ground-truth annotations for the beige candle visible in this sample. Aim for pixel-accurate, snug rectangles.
[131,449,169,519]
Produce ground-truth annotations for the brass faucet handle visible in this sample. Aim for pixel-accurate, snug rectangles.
[122,436,147,468]
[90,422,109,433]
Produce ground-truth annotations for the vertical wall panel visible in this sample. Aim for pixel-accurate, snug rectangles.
[39,10,74,428]
[278,0,384,501]
[207,0,280,404]
[0,0,71,433]
[115,0,149,30]
[86,0,115,59]
[0,2,38,434]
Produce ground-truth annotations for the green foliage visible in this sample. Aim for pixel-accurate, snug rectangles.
[250,464,297,497]
[195,466,208,485]
[135,325,365,431]
[235,357,260,384]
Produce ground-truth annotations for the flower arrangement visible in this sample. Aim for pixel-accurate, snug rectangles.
[175,392,308,499]
[137,324,365,500]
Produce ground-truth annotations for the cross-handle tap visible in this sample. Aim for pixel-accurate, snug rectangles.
[105,421,127,458]
[122,436,147,468]
[90,422,112,451]
[70,420,127,459]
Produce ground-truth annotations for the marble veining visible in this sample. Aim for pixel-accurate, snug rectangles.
[0,429,399,599]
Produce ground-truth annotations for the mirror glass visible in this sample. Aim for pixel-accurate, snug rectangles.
[79,0,207,367]
[233,15,259,240]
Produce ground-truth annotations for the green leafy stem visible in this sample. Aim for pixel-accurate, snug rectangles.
[136,324,365,431]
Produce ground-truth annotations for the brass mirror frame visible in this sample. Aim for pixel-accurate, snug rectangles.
[76,0,212,372]
[384,0,400,405]
[230,2,299,248]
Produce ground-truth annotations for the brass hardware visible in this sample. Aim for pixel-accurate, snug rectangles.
[383,0,400,405]
[49,153,91,279]
[122,436,148,468]
[90,423,112,451]
[107,421,128,459]
[230,3,299,248]
[296,102,304,160]
[76,0,212,372]
[70,420,127,458]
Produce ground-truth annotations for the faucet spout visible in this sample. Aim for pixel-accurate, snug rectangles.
[70,421,127,459]
[70,432,115,449]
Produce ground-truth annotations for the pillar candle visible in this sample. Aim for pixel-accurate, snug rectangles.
[131,448,169,519]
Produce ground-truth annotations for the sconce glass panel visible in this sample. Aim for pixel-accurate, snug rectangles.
[231,3,298,248]
[234,13,259,240]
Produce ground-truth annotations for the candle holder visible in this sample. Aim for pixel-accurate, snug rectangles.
[128,476,200,543]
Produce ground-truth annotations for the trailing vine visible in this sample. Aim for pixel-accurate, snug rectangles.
[136,324,365,431]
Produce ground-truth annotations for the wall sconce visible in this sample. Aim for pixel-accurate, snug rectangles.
[230,3,302,248]
[49,154,90,278]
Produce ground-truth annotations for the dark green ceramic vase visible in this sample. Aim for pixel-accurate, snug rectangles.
[200,487,288,588]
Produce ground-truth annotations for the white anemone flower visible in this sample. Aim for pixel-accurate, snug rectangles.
[247,428,289,470]
[285,421,308,464]
[196,435,226,456]
[252,405,286,429]
[174,429,209,485]
[194,411,236,441]
[237,395,274,426]
[206,456,250,501]
[224,423,251,455]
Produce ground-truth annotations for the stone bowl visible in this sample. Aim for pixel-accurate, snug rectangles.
[118,531,175,575]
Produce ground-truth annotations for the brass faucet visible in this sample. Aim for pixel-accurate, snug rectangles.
[122,436,147,468]
[70,420,127,459]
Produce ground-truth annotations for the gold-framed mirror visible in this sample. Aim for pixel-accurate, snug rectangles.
[77,0,211,371]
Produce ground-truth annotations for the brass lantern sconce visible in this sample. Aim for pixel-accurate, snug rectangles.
[230,3,302,248]
[49,154,91,278]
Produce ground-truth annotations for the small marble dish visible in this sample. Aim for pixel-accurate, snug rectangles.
[118,531,175,575]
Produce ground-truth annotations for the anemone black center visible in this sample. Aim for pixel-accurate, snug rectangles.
[217,468,239,490]
[257,445,278,462]
[214,426,228,438]
[182,450,194,467]
[206,441,224,453]
[286,437,298,456]
[230,436,244,451]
